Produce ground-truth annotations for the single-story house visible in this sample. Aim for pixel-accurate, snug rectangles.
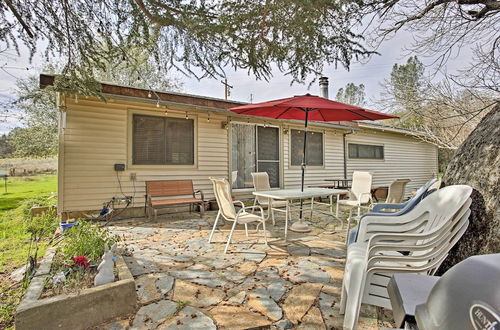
[40,74,438,219]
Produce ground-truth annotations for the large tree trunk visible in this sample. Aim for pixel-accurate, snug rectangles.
[437,104,499,274]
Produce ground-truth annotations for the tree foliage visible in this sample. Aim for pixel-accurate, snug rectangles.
[0,0,374,96]
[389,56,425,112]
[6,76,58,158]
[380,57,497,149]
[0,54,181,158]
[335,82,366,106]
[363,0,500,91]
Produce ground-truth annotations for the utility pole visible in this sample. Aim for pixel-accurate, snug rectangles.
[221,79,233,100]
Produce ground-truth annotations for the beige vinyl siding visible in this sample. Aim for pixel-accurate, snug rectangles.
[60,96,229,212]
[59,95,438,213]
[283,128,344,188]
[346,130,438,197]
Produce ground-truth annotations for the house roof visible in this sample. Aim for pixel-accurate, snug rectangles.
[39,74,245,111]
[357,122,427,137]
[39,74,427,137]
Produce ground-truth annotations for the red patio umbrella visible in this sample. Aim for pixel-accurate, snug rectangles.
[228,93,397,231]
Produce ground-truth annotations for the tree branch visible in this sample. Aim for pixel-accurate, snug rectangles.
[4,0,34,38]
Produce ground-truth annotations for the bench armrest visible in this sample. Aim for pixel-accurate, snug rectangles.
[194,190,204,201]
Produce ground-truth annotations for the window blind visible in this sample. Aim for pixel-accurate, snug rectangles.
[290,129,324,166]
[348,143,384,159]
[132,114,194,165]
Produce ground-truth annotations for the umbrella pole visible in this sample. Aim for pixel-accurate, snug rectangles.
[291,110,312,233]
[300,111,308,193]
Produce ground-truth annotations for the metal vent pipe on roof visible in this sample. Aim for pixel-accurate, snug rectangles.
[319,77,329,99]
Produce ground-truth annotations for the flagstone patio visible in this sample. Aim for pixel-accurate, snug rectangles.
[101,208,395,329]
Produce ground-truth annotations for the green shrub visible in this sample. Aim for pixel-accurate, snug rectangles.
[17,195,57,219]
[25,209,58,238]
[61,221,119,263]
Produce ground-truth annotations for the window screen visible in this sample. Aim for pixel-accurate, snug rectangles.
[290,129,323,166]
[257,126,280,187]
[348,143,384,159]
[133,114,194,165]
[231,124,280,189]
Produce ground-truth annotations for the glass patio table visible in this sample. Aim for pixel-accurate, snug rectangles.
[252,188,348,239]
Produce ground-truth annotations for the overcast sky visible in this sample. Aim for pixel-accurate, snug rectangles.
[0,30,472,134]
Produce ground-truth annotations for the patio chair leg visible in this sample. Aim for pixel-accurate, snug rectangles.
[153,209,158,221]
[357,206,361,217]
[347,209,353,229]
[199,202,205,217]
[340,283,347,315]
[284,204,289,240]
[208,211,221,243]
[245,224,249,237]
[224,221,238,254]
[310,197,314,220]
[262,220,268,246]
[343,285,363,330]
[342,263,367,330]
[271,208,275,225]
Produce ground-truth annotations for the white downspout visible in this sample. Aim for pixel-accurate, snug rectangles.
[57,92,66,219]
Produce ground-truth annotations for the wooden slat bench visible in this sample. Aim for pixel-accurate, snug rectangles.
[145,180,205,219]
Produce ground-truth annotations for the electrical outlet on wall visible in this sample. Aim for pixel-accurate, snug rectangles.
[130,173,137,181]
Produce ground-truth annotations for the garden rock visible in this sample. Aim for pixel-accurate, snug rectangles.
[9,264,28,283]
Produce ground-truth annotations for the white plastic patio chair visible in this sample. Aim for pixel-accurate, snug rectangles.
[251,172,288,225]
[336,171,373,220]
[347,179,439,245]
[208,177,267,254]
[339,185,473,330]
[385,178,411,204]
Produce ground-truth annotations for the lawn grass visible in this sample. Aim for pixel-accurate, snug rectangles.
[0,175,57,211]
[0,174,57,272]
[0,174,57,328]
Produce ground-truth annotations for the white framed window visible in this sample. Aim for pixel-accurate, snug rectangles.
[132,114,195,165]
[290,129,324,166]
[348,143,384,160]
[231,123,280,189]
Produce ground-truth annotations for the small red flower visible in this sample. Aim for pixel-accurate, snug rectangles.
[71,256,89,269]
